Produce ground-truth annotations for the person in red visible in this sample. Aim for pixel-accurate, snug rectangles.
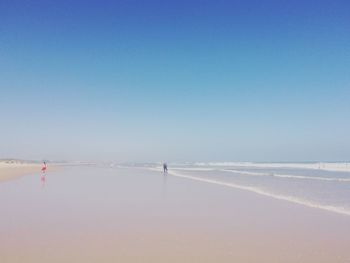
[41,161,47,173]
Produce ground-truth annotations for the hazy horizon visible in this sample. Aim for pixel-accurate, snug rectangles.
[1,1,349,163]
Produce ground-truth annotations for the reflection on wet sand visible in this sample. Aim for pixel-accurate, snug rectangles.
[162,170,167,198]
[40,174,46,188]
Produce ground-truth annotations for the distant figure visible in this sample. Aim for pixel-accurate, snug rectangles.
[41,162,47,173]
[163,162,168,173]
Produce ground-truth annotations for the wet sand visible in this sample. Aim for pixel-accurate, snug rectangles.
[0,166,349,262]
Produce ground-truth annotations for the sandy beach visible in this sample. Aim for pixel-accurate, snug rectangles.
[0,166,349,262]
[0,161,41,183]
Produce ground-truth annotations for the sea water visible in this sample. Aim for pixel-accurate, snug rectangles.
[140,162,350,216]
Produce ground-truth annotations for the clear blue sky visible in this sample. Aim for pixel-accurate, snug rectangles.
[1,0,349,162]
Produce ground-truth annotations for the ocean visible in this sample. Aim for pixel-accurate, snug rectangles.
[140,162,350,216]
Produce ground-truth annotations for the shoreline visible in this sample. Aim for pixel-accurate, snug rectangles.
[1,166,349,262]
[167,169,350,217]
[0,162,51,183]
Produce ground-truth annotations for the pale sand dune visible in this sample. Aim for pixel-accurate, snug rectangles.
[0,162,41,182]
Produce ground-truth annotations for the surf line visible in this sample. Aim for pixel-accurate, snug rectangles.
[166,170,350,217]
[221,169,350,182]
[169,167,350,182]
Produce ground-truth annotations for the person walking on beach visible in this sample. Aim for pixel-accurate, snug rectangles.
[41,162,47,173]
[163,162,168,173]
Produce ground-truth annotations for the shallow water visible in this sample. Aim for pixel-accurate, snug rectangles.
[163,164,350,216]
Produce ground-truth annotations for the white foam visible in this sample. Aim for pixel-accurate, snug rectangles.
[172,167,217,171]
[171,167,350,182]
[222,169,350,182]
[148,167,350,216]
[194,162,350,173]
